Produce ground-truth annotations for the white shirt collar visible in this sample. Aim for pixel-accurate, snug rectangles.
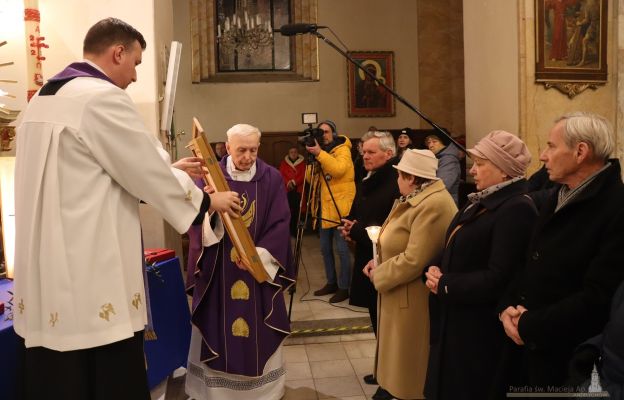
[226,156,256,182]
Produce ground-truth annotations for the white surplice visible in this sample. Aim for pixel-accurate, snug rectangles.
[13,73,204,351]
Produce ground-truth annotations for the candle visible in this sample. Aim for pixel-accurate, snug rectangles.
[256,15,261,25]
[217,24,221,37]
[365,226,382,266]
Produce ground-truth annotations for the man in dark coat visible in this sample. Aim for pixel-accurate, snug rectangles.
[500,112,624,393]
[340,130,400,388]
[567,280,624,398]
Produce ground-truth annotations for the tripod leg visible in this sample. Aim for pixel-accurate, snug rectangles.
[288,163,318,321]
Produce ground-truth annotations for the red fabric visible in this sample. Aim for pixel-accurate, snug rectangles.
[144,248,175,264]
[545,0,577,60]
[279,156,306,194]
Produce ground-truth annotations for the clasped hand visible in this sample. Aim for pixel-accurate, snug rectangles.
[363,259,376,282]
[500,305,527,345]
[339,218,357,242]
[425,266,443,294]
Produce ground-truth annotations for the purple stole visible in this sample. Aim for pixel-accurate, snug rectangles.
[187,158,295,377]
[47,62,115,85]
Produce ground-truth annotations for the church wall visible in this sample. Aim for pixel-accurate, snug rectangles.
[172,0,422,145]
[463,0,520,149]
[417,0,466,138]
[39,0,161,134]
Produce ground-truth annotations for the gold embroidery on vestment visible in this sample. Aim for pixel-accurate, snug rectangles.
[231,280,250,300]
[18,299,24,314]
[99,303,116,321]
[240,192,255,228]
[49,312,59,327]
[232,317,250,337]
[230,247,240,264]
[132,293,142,309]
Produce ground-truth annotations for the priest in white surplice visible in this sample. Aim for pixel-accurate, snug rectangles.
[13,18,240,400]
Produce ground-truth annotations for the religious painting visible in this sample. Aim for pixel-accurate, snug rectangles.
[347,51,395,118]
[535,0,608,94]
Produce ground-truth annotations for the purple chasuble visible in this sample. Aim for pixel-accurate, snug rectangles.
[48,62,115,85]
[186,158,295,377]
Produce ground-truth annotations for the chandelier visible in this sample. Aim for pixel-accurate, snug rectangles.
[217,0,273,56]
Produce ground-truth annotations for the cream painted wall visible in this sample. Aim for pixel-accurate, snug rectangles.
[172,0,421,148]
[39,0,161,134]
[463,0,519,148]
[0,0,161,134]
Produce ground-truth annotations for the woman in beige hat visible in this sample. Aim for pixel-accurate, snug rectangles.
[423,130,538,400]
[363,149,457,400]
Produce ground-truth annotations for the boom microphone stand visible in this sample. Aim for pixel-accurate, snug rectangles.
[279,24,467,153]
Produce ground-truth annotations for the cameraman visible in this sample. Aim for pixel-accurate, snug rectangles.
[306,120,356,303]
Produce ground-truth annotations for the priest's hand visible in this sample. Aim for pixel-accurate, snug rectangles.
[208,191,241,217]
[234,255,251,271]
[172,157,206,180]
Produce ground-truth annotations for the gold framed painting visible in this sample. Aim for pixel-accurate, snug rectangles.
[535,0,608,95]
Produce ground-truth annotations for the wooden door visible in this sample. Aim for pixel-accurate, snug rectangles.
[258,131,303,168]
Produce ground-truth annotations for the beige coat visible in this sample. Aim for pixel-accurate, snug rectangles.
[373,180,457,399]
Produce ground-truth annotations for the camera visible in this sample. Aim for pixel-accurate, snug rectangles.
[298,127,324,147]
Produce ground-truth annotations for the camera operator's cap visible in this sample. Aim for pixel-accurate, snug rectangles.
[393,149,440,180]
[318,120,337,134]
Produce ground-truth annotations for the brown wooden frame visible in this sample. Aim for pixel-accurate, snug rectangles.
[347,51,395,117]
[187,118,269,283]
[535,0,608,95]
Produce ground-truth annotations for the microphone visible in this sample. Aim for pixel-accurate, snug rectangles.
[278,23,325,36]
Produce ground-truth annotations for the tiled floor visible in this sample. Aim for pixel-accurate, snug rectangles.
[286,232,369,322]
[283,334,378,400]
[151,233,379,400]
